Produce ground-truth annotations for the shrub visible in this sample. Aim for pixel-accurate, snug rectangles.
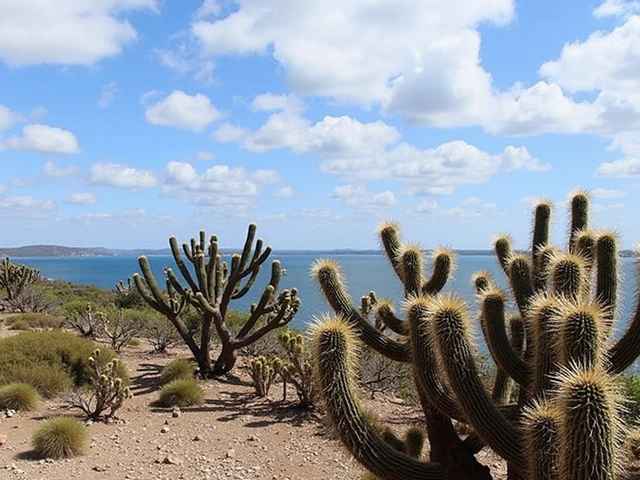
[618,373,640,424]
[31,416,89,459]
[157,379,204,407]
[143,314,182,353]
[0,331,127,397]
[99,307,145,353]
[160,358,195,385]
[0,382,41,411]
[5,312,63,331]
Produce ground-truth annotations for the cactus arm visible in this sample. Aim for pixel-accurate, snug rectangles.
[206,239,219,300]
[472,271,496,294]
[557,299,606,369]
[312,258,410,362]
[428,294,525,472]
[507,254,535,317]
[480,289,531,388]
[606,276,640,375]
[235,289,300,347]
[531,200,552,290]
[549,252,588,301]
[401,245,423,296]
[169,236,199,292]
[494,234,513,275]
[238,223,257,270]
[132,271,166,315]
[491,315,524,404]
[595,232,618,331]
[568,190,589,250]
[406,298,465,422]
[311,316,446,480]
[378,221,405,282]
[374,300,406,335]
[556,366,619,480]
[422,248,454,296]
[528,294,559,395]
[522,399,560,480]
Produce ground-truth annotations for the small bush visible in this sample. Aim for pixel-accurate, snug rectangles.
[143,315,182,353]
[619,373,640,424]
[5,312,63,331]
[0,382,41,410]
[0,331,127,397]
[157,379,204,407]
[31,416,89,459]
[159,359,194,385]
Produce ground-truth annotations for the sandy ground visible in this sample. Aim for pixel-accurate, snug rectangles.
[0,328,509,480]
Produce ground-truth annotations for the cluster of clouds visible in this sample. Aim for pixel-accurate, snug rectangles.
[2,0,640,238]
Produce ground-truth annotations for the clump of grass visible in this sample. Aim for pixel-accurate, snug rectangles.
[0,382,41,411]
[5,312,63,331]
[0,330,127,397]
[157,379,204,407]
[159,358,194,385]
[31,416,89,459]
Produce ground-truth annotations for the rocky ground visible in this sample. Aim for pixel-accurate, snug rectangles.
[0,325,511,480]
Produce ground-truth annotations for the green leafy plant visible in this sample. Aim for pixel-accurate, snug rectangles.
[31,416,89,459]
[61,349,132,421]
[159,358,195,385]
[157,379,204,407]
[0,382,41,411]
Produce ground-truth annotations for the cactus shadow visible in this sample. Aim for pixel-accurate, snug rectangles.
[129,362,164,396]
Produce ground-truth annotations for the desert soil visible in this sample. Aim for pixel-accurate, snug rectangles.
[0,326,508,480]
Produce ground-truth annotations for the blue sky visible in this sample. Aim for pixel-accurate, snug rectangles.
[1,0,640,252]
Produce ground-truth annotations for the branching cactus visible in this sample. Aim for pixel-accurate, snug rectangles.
[311,192,640,480]
[277,330,317,407]
[248,355,280,397]
[133,223,301,377]
[62,349,132,421]
[0,257,40,302]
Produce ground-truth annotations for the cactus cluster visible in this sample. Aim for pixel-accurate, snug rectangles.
[248,355,280,397]
[0,256,40,302]
[62,348,132,421]
[311,191,640,480]
[133,223,301,377]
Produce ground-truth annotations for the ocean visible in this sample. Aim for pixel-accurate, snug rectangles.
[14,253,640,336]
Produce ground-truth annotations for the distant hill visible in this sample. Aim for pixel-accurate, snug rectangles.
[0,244,636,258]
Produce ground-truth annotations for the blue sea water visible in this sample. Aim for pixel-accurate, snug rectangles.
[14,253,639,335]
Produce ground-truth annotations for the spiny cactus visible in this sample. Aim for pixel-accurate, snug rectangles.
[62,348,132,421]
[133,223,301,377]
[312,191,640,480]
[277,330,317,407]
[0,257,40,302]
[248,355,280,397]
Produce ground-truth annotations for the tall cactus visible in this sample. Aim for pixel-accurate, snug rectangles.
[312,191,640,479]
[133,223,300,376]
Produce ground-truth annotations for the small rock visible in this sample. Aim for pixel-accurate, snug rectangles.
[92,465,107,472]
[0,434,7,446]
[162,455,180,465]
[171,408,181,418]
[5,409,15,418]
[192,435,202,441]
[226,448,236,459]
[160,426,170,434]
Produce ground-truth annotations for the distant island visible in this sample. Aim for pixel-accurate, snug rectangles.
[0,244,636,258]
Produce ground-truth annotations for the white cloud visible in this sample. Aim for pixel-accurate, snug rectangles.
[594,0,640,18]
[162,161,283,208]
[591,187,627,198]
[191,0,512,105]
[196,150,215,161]
[0,195,56,210]
[87,162,157,188]
[595,158,640,176]
[0,0,158,66]
[5,124,80,154]
[43,161,78,178]
[144,90,222,132]
[98,82,120,109]
[331,184,398,208]
[0,104,23,132]
[274,186,293,198]
[65,193,99,205]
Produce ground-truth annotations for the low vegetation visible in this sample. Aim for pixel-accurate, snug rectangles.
[0,382,41,411]
[157,379,204,407]
[31,416,89,459]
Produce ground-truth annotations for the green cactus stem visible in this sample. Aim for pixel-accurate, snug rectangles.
[311,315,446,480]
[522,398,560,480]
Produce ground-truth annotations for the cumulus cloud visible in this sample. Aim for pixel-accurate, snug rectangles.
[43,161,79,178]
[87,162,157,188]
[0,195,56,210]
[5,124,80,154]
[0,104,24,132]
[144,90,222,132]
[0,0,157,66]
[65,193,98,205]
[331,184,398,208]
[161,161,283,207]
[595,158,640,176]
[591,187,627,198]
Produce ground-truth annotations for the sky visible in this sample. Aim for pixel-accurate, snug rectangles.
[2,0,640,252]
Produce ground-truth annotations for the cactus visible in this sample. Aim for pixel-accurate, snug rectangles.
[248,355,280,397]
[277,330,317,407]
[0,256,40,302]
[133,223,301,377]
[62,349,132,421]
[311,190,640,479]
